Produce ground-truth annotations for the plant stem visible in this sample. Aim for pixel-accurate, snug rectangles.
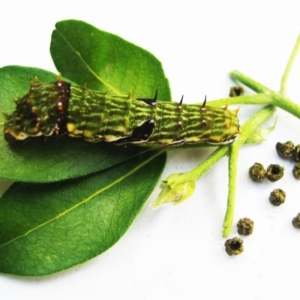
[208,94,271,107]
[153,145,230,207]
[222,36,300,236]
[222,105,276,237]
[230,70,272,93]
[281,34,300,95]
[269,92,300,119]
[179,146,230,182]
[224,145,238,237]
[229,70,300,119]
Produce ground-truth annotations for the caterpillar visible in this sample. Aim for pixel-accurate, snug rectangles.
[3,78,240,146]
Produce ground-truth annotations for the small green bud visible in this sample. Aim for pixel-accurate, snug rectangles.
[153,173,196,208]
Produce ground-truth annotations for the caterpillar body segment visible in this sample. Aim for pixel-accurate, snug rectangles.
[4,80,240,146]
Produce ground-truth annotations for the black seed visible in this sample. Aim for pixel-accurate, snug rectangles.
[225,237,244,256]
[237,218,254,236]
[229,86,244,97]
[269,189,286,206]
[292,145,300,162]
[293,162,300,179]
[249,162,266,182]
[266,164,284,182]
[292,213,300,229]
[276,141,294,158]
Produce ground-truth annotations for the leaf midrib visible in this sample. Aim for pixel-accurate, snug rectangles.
[0,149,165,249]
[55,29,122,96]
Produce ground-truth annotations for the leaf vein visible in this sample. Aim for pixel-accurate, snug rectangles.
[0,149,165,249]
[56,29,122,96]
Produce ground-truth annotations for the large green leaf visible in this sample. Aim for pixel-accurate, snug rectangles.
[0,20,170,275]
[0,66,152,182]
[0,150,166,276]
[50,19,171,100]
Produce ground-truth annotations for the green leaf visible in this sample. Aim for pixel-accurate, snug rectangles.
[0,66,152,182]
[0,21,170,275]
[0,149,166,276]
[50,19,171,100]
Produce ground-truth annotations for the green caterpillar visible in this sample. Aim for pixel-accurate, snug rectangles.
[3,78,240,146]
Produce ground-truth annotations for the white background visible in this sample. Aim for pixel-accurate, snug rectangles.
[1,1,300,299]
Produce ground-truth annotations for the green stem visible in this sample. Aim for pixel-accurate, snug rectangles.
[208,94,271,107]
[229,70,300,119]
[230,70,272,93]
[222,36,300,236]
[222,105,276,237]
[281,34,300,95]
[224,145,238,237]
[173,146,230,183]
[269,92,300,119]
[153,146,230,207]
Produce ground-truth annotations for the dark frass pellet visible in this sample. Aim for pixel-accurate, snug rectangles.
[292,145,300,162]
[266,164,284,182]
[276,141,294,158]
[249,163,266,182]
[292,213,300,229]
[225,237,244,256]
[269,189,286,206]
[293,162,300,179]
[229,86,244,97]
[237,218,254,236]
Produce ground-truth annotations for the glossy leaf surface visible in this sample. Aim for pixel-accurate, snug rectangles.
[51,19,171,99]
[0,20,170,275]
[0,150,166,276]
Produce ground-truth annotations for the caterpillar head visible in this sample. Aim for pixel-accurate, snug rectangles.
[3,80,70,143]
[4,112,36,143]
